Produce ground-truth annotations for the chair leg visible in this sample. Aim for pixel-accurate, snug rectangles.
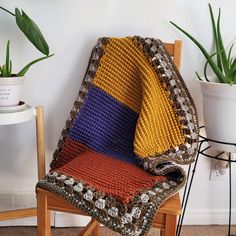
[92,221,100,236]
[163,214,177,236]
[37,190,51,236]
[160,229,164,236]
[79,219,100,236]
[92,222,100,236]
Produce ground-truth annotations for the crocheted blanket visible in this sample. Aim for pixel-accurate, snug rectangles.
[37,37,199,236]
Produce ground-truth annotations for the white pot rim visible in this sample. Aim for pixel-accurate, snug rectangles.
[199,79,236,87]
[199,76,236,100]
[0,76,24,85]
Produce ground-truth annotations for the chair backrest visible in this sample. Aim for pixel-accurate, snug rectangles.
[163,40,182,70]
[50,38,186,170]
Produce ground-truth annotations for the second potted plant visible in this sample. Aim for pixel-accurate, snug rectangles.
[0,6,53,107]
[170,4,236,152]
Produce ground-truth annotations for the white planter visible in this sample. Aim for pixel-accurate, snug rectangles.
[199,79,236,152]
[0,76,24,106]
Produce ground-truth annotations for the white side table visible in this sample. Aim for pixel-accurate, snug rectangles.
[0,106,45,221]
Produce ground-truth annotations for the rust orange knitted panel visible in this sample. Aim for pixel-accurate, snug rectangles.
[56,150,166,204]
[50,138,91,170]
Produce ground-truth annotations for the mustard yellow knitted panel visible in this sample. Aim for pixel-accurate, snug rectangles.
[93,37,185,158]
[93,38,142,113]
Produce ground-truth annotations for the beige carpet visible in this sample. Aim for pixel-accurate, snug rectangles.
[0,226,236,236]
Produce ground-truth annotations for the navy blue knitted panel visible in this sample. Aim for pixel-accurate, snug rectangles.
[68,86,139,164]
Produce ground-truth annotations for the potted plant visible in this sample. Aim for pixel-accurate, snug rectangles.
[0,6,53,107]
[170,4,236,152]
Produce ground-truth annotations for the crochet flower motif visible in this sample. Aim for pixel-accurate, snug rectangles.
[148,190,156,196]
[121,213,133,224]
[131,207,141,219]
[162,182,170,190]
[95,199,106,209]
[140,193,149,203]
[56,174,66,180]
[155,187,163,193]
[49,172,58,177]
[64,178,74,185]
[84,190,93,201]
[108,207,119,217]
[73,183,84,192]
[169,181,177,187]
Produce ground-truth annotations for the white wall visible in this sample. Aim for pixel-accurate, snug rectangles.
[0,0,235,226]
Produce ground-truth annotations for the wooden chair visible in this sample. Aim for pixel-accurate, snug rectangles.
[36,40,183,236]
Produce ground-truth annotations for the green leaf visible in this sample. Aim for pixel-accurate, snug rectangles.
[226,59,236,84]
[15,8,49,55]
[229,59,236,76]
[203,52,223,82]
[195,71,204,81]
[231,58,236,70]
[230,57,235,66]
[228,43,234,65]
[9,60,12,76]
[216,8,229,76]
[170,21,226,83]
[208,4,222,70]
[5,40,10,77]
[1,64,7,77]
[17,54,54,76]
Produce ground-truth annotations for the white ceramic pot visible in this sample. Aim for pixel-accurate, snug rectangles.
[199,79,236,152]
[0,76,24,106]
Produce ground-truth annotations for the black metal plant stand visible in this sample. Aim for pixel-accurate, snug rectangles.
[176,126,236,236]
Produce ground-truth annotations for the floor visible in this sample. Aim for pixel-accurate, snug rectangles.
[0,225,236,236]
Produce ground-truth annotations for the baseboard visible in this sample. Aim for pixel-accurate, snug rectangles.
[0,192,235,226]
[183,210,236,225]
[54,212,90,227]
[0,192,38,227]
[0,217,37,227]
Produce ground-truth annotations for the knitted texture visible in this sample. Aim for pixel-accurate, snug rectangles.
[93,38,185,157]
[93,38,142,113]
[68,85,138,164]
[51,138,89,170]
[37,37,199,236]
[56,150,166,204]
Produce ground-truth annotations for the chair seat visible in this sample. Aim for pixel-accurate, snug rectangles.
[36,187,181,230]
[38,149,183,235]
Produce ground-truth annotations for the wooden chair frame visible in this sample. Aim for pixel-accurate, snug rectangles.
[36,40,183,236]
